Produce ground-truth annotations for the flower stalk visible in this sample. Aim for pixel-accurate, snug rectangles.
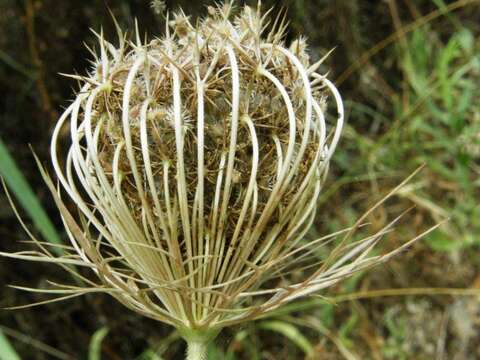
[179,328,219,360]
[186,341,208,360]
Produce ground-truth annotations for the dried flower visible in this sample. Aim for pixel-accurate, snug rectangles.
[150,0,166,16]
[2,3,436,359]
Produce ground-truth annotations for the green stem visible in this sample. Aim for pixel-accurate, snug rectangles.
[186,339,208,360]
[179,327,220,360]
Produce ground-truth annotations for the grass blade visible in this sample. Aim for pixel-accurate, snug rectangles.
[0,329,21,360]
[88,326,109,360]
[258,320,314,356]
[0,138,62,254]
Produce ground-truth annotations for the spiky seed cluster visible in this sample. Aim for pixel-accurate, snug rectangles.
[47,4,347,331]
[22,4,361,335]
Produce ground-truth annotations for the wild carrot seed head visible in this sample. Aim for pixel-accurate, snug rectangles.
[28,3,351,332]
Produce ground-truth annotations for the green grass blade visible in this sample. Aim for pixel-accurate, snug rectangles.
[0,49,35,79]
[0,138,63,254]
[0,329,21,360]
[258,320,314,356]
[88,327,109,360]
[135,349,163,360]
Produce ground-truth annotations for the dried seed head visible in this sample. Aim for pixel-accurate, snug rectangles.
[47,3,347,331]
[13,3,400,338]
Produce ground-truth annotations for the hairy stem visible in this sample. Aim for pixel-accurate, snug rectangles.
[186,339,208,360]
[180,328,220,360]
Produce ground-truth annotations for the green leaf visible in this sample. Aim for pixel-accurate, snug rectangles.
[0,138,63,254]
[319,303,335,328]
[88,327,109,360]
[455,28,474,53]
[0,329,21,360]
[258,320,313,356]
[135,349,163,360]
[425,231,464,252]
[207,343,226,360]
[339,311,359,340]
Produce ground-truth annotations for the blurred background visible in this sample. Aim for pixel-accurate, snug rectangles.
[0,0,479,359]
